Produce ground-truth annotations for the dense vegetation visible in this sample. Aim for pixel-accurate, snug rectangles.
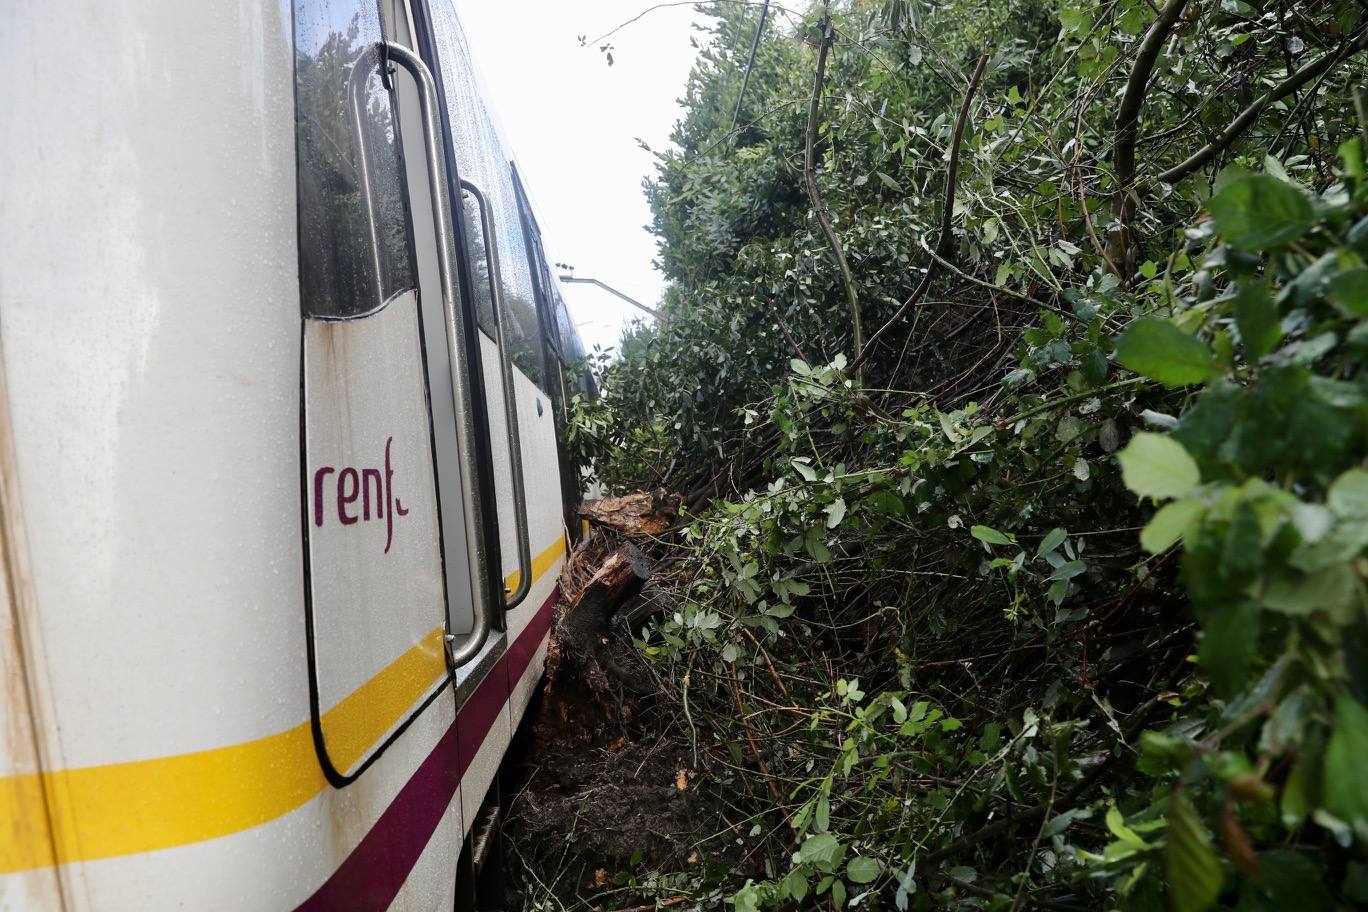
[547,0,1368,908]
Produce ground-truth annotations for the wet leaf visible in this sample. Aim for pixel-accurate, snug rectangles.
[1208,174,1314,250]
[1117,432,1201,499]
[1234,280,1281,359]
[1116,318,1217,387]
[847,856,881,884]
[1165,793,1222,912]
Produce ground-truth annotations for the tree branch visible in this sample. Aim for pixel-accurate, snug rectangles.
[852,51,989,372]
[804,14,864,381]
[1110,0,1190,281]
[1156,27,1368,185]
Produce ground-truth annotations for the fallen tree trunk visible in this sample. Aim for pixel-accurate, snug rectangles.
[554,542,650,673]
[580,488,681,535]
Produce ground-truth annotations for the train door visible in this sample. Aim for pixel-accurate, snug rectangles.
[415,0,573,742]
[511,170,584,543]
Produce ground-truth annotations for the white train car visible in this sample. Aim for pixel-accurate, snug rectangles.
[0,0,591,908]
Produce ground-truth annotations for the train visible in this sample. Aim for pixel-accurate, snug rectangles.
[0,0,593,908]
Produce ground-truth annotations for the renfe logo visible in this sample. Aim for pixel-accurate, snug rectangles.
[312,436,408,554]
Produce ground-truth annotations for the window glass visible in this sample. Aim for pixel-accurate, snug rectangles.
[555,293,582,362]
[460,189,496,333]
[427,3,544,388]
[293,0,414,318]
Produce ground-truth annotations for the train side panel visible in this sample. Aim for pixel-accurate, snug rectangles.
[0,0,574,908]
[0,1,467,908]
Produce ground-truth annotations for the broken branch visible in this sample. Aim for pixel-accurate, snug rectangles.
[805,12,864,382]
[1156,28,1368,185]
[852,51,989,372]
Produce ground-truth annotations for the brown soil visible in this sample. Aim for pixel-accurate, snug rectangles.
[500,530,729,909]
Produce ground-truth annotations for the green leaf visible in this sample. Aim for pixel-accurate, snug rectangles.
[1117,432,1201,500]
[734,882,762,912]
[1116,318,1217,387]
[1048,559,1086,581]
[1199,601,1260,698]
[1141,498,1205,553]
[1233,280,1282,359]
[1220,500,1264,581]
[1207,174,1314,250]
[1036,527,1068,558]
[783,869,809,902]
[971,525,1015,546]
[1165,793,1223,912]
[1324,696,1368,835]
[847,856,881,884]
[1107,804,1154,849]
[1341,137,1366,181]
[1329,468,1368,517]
[831,879,847,908]
[798,833,842,866]
[1344,861,1368,904]
[806,532,832,563]
[825,497,848,529]
[790,358,811,375]
[1326,267,1368,317]
[1261,564,1356,617]
[1246,850,1334,912]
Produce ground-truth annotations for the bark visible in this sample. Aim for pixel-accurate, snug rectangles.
[581,488,682,536]
[804,14,864,381]
[1110,0,1190,282]
[1156,28,1368,185]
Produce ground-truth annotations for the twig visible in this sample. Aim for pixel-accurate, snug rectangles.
[729,660,784,800]
[1110,0,1190,282]
[1156,28,1368,184]
[611,898,689,912]
[767,300,809,362]
[852,51,990,371]
[1009,773,1059,912]
[583,1,781,47]
[921,693,1166,866]
[804,11,864,383]
[740,626,793,702]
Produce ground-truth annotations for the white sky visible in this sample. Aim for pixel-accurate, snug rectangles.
[455,1,708,355]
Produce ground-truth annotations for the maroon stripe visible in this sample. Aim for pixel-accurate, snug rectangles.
[294,587,559,911]
[506,583,557,694]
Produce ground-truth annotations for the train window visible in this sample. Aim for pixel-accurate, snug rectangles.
[556,295,581,363]
[425,1,544,389]
[293,0,415,319]
[460,188,496,333]
[483,184,543,387]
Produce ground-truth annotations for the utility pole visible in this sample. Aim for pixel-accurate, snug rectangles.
[555,264,659,319]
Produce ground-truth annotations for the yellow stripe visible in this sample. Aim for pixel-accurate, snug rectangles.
[503,535,567,595]
[0,536,566,874]
[321,626,448,775]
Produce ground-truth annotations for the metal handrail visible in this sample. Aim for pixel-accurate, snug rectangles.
[459,178,533,610]
[366,41,493,666]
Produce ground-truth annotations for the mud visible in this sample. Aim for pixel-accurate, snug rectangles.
[501,566,727,907]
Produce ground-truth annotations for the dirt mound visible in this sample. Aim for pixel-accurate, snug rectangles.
[507,734,715,879]
[502,518,728,908]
